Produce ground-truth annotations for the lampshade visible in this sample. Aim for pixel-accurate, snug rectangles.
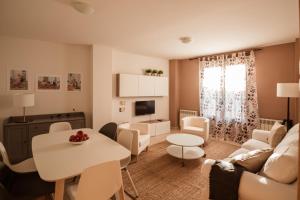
[277,83,300,98]
[13,93,35,107]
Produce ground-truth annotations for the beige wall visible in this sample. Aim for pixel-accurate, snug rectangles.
[178,59,200,111]
[111,49,169,124]
[0,36,92,140]
[256,43,298,122]
[169,42,299,127]
[169,60,180,128]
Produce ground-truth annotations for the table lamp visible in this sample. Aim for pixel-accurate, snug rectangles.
[277,83,299,130]
[13,93,35,123]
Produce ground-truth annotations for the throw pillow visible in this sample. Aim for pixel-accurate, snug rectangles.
[230,148,273,173]
[268,122,286,148]
[261,146,298,184]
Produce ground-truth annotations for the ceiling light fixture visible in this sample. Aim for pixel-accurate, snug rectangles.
[71,0,95,15]
[179,36,192,44]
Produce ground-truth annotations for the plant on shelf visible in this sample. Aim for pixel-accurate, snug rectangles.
[152,69,158,76]
[145,69,152,76]
[157,70,163,76]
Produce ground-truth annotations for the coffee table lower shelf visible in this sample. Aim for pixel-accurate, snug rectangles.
[166,145,205,166]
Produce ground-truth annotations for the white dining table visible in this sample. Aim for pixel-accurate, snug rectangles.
[32,128,131,200]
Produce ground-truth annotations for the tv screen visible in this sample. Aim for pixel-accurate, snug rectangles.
[135,100,155,116]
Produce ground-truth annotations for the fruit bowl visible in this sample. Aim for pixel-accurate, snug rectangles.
[69,141,86,145]
[69,130,89,145]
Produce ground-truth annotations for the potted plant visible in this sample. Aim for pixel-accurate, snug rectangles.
[151,69,158,76]
[157,70,163,76]
[145,69,152,76]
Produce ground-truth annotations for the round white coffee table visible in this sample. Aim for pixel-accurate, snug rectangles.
[166,133,205,166]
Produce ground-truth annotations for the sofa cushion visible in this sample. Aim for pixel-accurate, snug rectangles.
[261,146,298,184]
[275,124,299,152]
[268,122,286,148]
[285,123,299,138]
[230,148,273,173]
[241,139,271,151]
[228,148,250,158]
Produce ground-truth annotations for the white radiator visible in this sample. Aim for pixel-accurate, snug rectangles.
[258,118,283,131]
[179,109,198,129]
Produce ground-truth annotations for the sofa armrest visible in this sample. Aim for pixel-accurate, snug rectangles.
[239,172,297,200]
[252,129,271,143]
[201,159,297,200]
[201,159,216,178]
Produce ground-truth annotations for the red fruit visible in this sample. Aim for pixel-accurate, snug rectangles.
[77,130,83,136]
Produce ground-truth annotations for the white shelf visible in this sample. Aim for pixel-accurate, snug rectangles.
[166,145,205,160]
[118,74,168,97]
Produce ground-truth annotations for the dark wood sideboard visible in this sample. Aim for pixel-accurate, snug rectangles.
[3,112,86,164]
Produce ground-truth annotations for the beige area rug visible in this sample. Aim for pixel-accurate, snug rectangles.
[123,141,239,200]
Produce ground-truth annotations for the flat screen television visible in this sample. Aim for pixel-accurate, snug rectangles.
[135,100,155,116]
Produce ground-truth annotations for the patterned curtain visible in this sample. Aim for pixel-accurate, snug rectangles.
[199,51,259,144]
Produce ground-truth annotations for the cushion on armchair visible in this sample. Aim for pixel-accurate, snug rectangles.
[268,122,286,148]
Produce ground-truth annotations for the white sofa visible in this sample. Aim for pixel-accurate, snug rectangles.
[181,116,209,142]
[201,124,299,200]
[118,123,150,158]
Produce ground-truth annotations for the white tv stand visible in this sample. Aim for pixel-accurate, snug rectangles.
[139,119,171,136]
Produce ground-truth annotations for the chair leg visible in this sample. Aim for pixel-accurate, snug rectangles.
[118,185,125,200]
[125,167,139,197]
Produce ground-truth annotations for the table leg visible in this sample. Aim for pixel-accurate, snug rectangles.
[181,146,185,167]
[54,179,65,200]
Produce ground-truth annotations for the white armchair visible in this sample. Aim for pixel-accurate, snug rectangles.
[181,116,209,142]
[118,123,150,158]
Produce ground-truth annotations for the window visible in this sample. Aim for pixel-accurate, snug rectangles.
[201,64,246,121]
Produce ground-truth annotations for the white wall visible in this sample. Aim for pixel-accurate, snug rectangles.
[0,36,92,140]
[111,49,169,124]
[92,45,113,131]
[0,37,169,140]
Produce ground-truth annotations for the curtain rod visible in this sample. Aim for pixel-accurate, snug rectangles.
[188,48,262,60]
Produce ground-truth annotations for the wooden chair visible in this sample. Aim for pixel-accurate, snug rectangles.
[117,129,139,198]
[66,160,125,200]
[49,122,72,133]
[0,161,54,199]
[99,122,118,141]
[0,142,36,173]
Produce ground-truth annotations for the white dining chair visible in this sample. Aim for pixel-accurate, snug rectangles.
[49,122,72,133]
[66,160,125,200]
[0,142,36,173]
[117,129,139,198]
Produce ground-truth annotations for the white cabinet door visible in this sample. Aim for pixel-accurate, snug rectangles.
[155,77,169,96]
[119,74,139,97]
[155,121,171,136]
[138,75,155,96]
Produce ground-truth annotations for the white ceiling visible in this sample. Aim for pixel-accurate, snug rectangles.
[0,0,298,59]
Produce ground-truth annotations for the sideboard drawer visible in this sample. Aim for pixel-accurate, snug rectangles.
[28,123,51,134]
[70,120,86,129]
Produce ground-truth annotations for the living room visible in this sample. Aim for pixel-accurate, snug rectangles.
[0,0,299,200]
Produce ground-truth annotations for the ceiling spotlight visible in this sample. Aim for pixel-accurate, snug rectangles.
[179,36,192,44]
[71,0,95,15]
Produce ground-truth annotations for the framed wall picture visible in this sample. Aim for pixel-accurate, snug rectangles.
[37,75,61,91]
[67,73,81,91]
[8,69,28,90]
